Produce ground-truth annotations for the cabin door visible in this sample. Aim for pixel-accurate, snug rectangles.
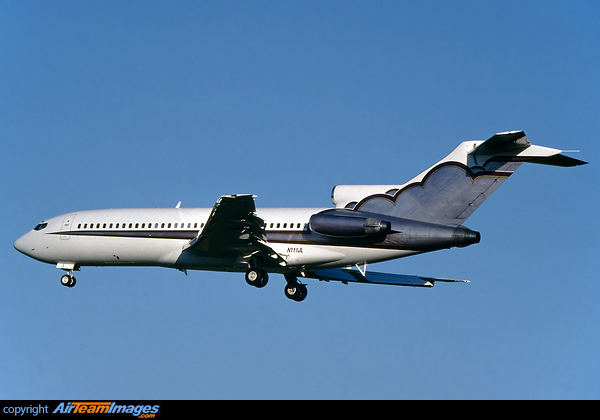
[60,213,77,240]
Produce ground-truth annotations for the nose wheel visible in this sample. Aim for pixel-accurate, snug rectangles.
[60,272,76,288]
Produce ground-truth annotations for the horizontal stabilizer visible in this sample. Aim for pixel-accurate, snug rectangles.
[470,130,588,167]
[304,268,469,288]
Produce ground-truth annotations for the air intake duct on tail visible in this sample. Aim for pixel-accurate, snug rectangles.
[309,210,391,238]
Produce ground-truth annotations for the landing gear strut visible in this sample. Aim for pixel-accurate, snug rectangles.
[245,268,268,288]
[284,274,307,302]
[60,271,76,288]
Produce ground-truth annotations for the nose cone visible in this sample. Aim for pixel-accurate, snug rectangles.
[14,232,35,257]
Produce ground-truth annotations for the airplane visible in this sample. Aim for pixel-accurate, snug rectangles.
[14,131,586,302]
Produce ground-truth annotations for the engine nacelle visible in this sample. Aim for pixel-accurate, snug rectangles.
[309,210,392,238]
[309,209,481,251]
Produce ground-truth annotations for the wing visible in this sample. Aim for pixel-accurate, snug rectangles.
[304,268,469,288]
[183,195,286,267]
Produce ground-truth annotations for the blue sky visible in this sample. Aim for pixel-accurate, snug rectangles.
[2,1,598,399]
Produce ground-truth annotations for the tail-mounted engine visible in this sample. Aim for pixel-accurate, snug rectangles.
[309,209,481,250]
[309,210,391,238]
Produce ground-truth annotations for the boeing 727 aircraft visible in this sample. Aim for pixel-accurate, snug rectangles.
[14,131,586,301]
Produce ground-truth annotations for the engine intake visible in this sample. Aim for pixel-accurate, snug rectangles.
[309,210,391,238]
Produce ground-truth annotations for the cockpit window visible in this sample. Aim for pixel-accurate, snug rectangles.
[34,222,48,231]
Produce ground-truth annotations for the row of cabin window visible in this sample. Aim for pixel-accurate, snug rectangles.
[76,221,308,230]
[269,223,307,229]
[77,222,204,229]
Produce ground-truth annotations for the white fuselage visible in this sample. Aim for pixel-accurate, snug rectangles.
[14,208,418,274]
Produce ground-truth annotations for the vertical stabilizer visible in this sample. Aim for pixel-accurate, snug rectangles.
[331,131,586,226]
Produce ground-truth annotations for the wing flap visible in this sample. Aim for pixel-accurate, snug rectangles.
[304,268,469,288]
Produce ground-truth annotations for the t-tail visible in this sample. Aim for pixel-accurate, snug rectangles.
[331,131,587,226]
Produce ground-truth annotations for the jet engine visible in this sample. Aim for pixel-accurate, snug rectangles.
[309,209,481,251]
[309,210,392,238]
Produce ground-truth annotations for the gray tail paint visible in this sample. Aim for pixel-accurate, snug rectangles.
[331,131,586,226]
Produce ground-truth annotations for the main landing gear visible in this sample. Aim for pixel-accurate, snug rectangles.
[60,271,76,288]
[284,273,307,302]
[245,268,269,288]
[245,269,308,302]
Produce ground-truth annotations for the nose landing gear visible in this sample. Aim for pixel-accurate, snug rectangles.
[60,272,76,288]
[57,263,78,288]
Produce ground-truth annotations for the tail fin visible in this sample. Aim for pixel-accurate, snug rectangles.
[332,131,586,226]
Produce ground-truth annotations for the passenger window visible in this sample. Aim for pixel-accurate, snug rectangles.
[103,223,107,228]
[174,223,178,228]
